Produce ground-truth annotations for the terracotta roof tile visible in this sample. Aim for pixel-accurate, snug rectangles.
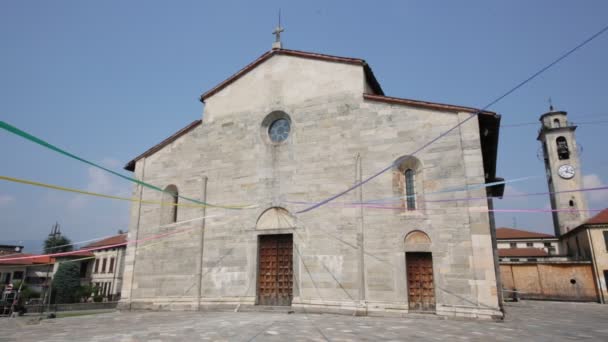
[0,253,55,265]
[498,248,548,257]
[496,227,555,239]
[83,234,127,249]
[585,208,608,225]
[59,250,95,258]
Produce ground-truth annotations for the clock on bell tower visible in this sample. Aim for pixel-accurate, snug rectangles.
[537,108,589,236]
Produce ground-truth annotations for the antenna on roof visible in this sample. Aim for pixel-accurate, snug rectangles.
[548,97,554,111]
[272,9,284,50]
[49,222,61,238]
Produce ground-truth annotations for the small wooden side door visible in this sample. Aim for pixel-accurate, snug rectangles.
[406,252,435,312]
[257,234,293,306]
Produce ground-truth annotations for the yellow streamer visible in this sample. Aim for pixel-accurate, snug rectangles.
[0,175,256,209]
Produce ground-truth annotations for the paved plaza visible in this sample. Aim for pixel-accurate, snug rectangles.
[1,301,607,341]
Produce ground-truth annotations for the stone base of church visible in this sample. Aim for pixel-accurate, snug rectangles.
[118,297,503,321]
[291,299,502,320]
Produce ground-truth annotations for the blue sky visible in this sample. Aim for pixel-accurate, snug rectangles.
[1,1,607,252]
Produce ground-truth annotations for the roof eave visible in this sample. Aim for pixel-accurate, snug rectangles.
[362,94,498,116]
[200,48,384,103]
[124,120,202,172]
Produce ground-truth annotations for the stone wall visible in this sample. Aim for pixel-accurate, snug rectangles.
[119,53,502,319]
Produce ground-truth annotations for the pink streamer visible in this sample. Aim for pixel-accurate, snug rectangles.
[0,223,200,262]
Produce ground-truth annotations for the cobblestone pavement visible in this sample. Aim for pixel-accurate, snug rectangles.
[1,301,607,341]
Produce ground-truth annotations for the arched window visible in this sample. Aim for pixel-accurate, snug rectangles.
[405,169,416,210]
[393,156,423,212]
[161,185,178,224]
[553,118,561,128]
[556,136,570,160]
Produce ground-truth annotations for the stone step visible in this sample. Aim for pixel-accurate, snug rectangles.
[237,305,294,313]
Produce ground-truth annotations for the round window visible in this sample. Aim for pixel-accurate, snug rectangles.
[268,118,290,142]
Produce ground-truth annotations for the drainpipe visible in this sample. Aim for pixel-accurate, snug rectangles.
[197,176,208,310]
[127,157,146,309]
[487,198,505,316]
[355,153,366,307]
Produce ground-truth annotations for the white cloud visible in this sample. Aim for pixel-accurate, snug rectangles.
[583,174,608,205]
[68,158,130,210]
[100,158,122,169]
[503,185,526,196]
[0,194,14,207]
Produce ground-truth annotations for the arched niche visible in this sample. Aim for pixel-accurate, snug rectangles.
[404,230,431,252]
[160,184,178,224]
[256,207,295,230]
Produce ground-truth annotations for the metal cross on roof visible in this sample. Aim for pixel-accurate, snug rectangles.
[272,10,284,49]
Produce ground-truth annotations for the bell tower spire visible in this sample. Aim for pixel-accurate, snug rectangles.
[538,107,588,236]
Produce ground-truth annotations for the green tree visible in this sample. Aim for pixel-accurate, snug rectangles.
[76,284,95,302]
[52,262,81,303]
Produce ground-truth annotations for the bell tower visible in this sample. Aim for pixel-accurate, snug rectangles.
[538,108,589,236]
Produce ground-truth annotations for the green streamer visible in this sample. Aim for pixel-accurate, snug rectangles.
[0,120,253,209]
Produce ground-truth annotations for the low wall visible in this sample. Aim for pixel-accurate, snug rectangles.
[500,262,598,302]
[24,301,118,313]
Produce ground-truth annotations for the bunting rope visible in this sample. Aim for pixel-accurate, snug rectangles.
[0,175,254,209]
[286,175,539,205]
[0,214,218,262]
[288,184,608,207]
[0,121,255,210]
[0,232,129,259]
[295,23,608,214]
[0,225,202,268]
[329,206,603,213]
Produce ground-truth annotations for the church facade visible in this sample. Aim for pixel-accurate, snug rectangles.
[118,48,503,319]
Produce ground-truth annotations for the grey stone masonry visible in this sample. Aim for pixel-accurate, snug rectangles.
[119,51,502,319]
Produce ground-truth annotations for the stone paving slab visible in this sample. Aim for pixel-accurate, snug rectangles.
[0,301,607,341]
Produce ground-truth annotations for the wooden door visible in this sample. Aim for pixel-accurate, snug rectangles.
[257,234,293,306]
[406,252,435,311]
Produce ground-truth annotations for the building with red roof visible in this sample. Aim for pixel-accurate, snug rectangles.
[495,227,560,262]
[0,252,56,295]
[559,208,608,303]
[496,208,608,303]
[81,233,127,301]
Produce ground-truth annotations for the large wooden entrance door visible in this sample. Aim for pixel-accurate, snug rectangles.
[406,252,435,312]
[257,234,293,306]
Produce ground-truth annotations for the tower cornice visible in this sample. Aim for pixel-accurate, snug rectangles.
[537,125,577,141]
[539,110,568,121]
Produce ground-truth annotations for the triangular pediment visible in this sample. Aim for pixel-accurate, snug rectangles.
[199,48,383,102]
